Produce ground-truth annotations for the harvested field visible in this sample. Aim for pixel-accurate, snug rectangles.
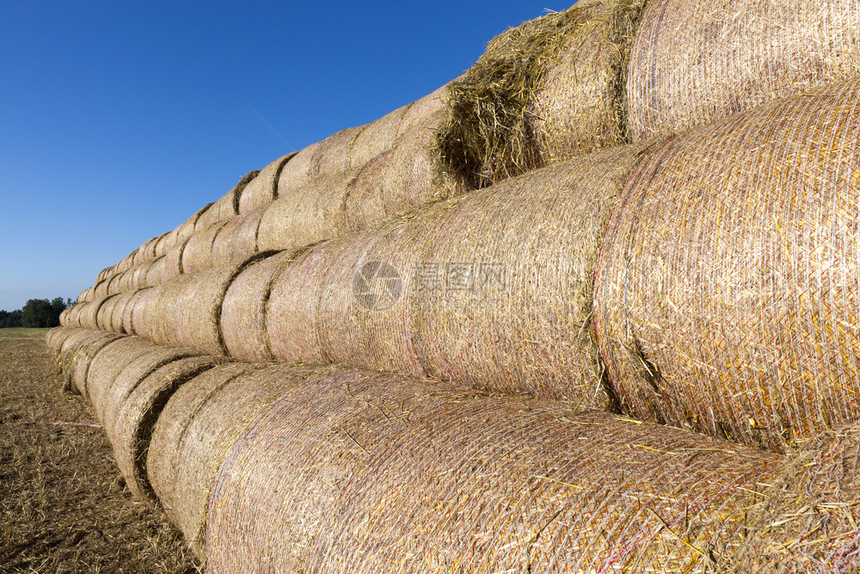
[0,329,196,573]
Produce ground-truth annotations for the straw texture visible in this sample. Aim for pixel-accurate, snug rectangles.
[435,0,645,187]
[348,104,408,169]
[56,329,124,394]
[172,364,329,558]
[257,168,360,254]
[206,369,780,573]
[182,220,229,275]
[113,354,229,503]
[277,142,320,195]
[147,363,259,542]
[627,0,860,143]
[267,239,349,365]
[86,337,157,420]
[594,79,860,453]
[221,251,293,362]
[238,155,294,215]
[725,423,860,573]
[125,288,152,336]
[99,345,204,445]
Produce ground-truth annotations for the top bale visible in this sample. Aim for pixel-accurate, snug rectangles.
[434,0,646,188]
[626,0,860,143]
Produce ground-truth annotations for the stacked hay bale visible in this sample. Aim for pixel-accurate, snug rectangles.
[51,1,860,570]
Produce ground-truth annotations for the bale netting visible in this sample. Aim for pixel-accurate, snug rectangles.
[172,255,268,356]
[257,168,361,254]
[98,345,205,445]
[594,79,860,454]
[725,423,860,573]
[147,363,260,538]
[434,0,646,188]
[347,103,409,170]
[301,145,641,404]
[317,202,457,379]
[113,354,230,504]
[205,369,781,573]
[238,155,294,215]
[343,108,468,234]
[267,238,351,365]
[626,0,860,144]
[85,336,157,419]
[182,220,229,275]
[221,251,293,362]
[172,364,332,558]
[56,329,124,394]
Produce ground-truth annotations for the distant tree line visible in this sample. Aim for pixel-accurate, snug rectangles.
[0,298,73,328]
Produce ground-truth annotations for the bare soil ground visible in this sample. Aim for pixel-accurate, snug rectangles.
[0,329,199,573]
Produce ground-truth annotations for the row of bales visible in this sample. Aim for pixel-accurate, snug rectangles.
[53,0,860,571]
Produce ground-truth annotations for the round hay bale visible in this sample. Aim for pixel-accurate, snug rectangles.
[210,215,244,266]
[277,141,320,195]
[310,126,363,180]
[45,326,67,356]
[143,255,169,288]
[627,0,860,143]
[77,287,94,304]
[164,215,198,252]
[182,220,229,275]
[113,354,230,504]
[147,363,260,537]
[120,249,139,273]
[215,170,259,221]
[95,294,121,331]
[93,278,110,300]
[106,272,124,297]
[317,206,454,378]
[238,154,295,215]
[726,423,860,572]
[348,104,408,170]
[153,232,170,258]
[85,336,157,416]
[80,297,110,330]
[257,168,360,254]
[344,109,467,234]
[173,364,329,558]
[173,256,264,355]
[227,205,266,264]
[109,291,137,333]
[125,287,153,336]
[221,251,293,362]
[100,345,205,446]
[193,202,219,233]
[268,239,351,364]
[130,263,149,290]
[66,330,128,396]
[414,145,639,404]
[147,274,197,348]
[594,79,860,453]
[206,370,780,573]
[435,0,645,187]
[163,238,189,281]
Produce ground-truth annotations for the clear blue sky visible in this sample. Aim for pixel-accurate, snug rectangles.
[0,1,570,312]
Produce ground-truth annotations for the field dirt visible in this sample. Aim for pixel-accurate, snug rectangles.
[0,329,198,573]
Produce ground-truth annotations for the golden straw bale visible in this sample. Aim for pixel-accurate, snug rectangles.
[221,251,293,362]
[267,239,350,364]
[594,79,860,453]
[238,154,295,215]
[627,0,860,143]
[725,423,860,572]
[435,0,645,187]
[206,369,780,572]
[113,354,230,503]
[182,220,229,275]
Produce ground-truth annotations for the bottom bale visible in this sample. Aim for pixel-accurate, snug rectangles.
[205,370,782,573]
[147,363,260,536]
[99,345,206,444]
[54,329,125,394]
[85,337,156,418]
[172,364,331,558]
[113,354,230,503]
[725,423,860,573]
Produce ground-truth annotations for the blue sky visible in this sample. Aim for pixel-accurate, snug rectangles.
[0,1,569,311]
